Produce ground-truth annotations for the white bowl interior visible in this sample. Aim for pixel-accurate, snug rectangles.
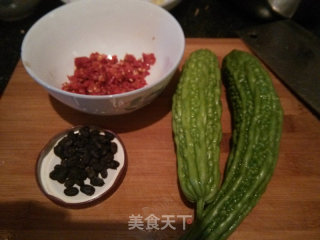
[22,0,184,94]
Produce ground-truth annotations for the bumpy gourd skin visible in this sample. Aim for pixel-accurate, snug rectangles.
[180,50,283,240]
[172,49,222,219]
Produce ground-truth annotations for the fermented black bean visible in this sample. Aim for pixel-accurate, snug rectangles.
[80,185,95,196]
[49,126,120,197]
[64,187,79,196]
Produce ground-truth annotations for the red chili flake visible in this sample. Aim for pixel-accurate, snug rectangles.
[62,52,156,95]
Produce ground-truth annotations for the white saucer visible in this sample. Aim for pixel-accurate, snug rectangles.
[36,126,127,208]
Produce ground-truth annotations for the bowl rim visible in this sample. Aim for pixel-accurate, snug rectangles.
[35,125,128,208]
[61,0,182,11]
[21,0,185,100]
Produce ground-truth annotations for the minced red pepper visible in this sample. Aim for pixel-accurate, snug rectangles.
[62,52,156,95]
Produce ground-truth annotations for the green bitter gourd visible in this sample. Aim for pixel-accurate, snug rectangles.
[180,49,283,240]
[172,49,222,219]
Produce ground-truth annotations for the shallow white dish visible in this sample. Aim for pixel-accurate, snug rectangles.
[60,0,182,10]
[36,126,127,208]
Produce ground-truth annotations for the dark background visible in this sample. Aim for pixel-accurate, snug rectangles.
[1,0,319,96]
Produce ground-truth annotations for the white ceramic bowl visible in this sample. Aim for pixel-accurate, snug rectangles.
[21,0,185,115]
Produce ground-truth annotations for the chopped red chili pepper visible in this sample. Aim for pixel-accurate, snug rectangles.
[62,52,156,95]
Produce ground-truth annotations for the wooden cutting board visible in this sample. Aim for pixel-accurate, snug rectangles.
[0,39,319,240]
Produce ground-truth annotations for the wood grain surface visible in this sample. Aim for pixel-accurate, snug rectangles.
[0,39,319,240]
